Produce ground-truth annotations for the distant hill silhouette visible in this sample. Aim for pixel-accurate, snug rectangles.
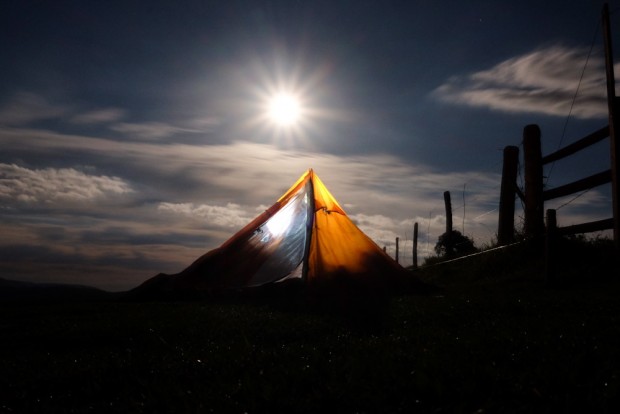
[0,278,119,303]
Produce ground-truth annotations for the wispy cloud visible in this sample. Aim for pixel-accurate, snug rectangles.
[109,121,201,140]
[70,108,126,124]
[0,92,68,125]
[0,93,220,142]
[433,45,613,119]
[108,117,224,141]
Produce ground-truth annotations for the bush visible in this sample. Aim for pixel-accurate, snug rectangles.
[434,230,478,258]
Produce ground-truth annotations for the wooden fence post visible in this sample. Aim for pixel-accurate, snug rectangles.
[444,191,453,234]
[395,237,400,264]
[523,124,545,239]
[603,3,620,249]
[545,209,558,285]
[498,145,519,245]
[413,222,419,269]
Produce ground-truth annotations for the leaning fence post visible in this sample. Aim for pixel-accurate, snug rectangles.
[545,209,558,285]
[523,124,545,240]
[498,145,519,245]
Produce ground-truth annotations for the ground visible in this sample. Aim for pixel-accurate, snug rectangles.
[2,259,619,413]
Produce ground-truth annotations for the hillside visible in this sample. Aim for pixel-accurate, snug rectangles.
[0,278,117,303]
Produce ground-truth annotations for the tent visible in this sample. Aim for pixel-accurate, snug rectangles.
[131,169,414,296]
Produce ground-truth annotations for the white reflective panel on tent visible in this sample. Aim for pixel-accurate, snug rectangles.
[246,181,311,286]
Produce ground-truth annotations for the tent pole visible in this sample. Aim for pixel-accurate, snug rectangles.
[301,172,315,283]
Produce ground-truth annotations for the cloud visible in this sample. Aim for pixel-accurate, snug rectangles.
[70,108,126,124]
[1,125,498,247]
[187,116,221,130]
[109,121,211,141]
[0,219,210,291]
[0,93,219,141]
[0,243,185,292]
[433,45,612,119]
[0,163,133,204]
[2,117,611,289]
[0,124,504,238]
[158,202,254,229]
[110,121,184,140]
[0,92,68,125]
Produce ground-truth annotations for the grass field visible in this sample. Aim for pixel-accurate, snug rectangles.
[2,242,619,413]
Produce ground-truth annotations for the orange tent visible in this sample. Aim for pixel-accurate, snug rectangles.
[133,169,410,295]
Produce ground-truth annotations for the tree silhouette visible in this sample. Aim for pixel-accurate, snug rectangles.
[434,230,477,258]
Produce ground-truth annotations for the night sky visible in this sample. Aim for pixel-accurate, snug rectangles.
[1,0,618,291]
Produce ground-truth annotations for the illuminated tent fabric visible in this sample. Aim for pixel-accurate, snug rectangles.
[133,169,409,294]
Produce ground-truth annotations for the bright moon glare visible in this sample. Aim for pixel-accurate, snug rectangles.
[268,93,301,126]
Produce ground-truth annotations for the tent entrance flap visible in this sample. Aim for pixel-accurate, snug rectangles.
[246,180,312,287]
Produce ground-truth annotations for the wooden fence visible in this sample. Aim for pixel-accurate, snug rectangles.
[498,3,620,252]
[407,4,619,271]
[412,117,617,273]
[495,120,618,250]
[524,124,616,239]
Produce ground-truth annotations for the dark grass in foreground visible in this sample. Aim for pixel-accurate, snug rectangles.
[2,242,620,413]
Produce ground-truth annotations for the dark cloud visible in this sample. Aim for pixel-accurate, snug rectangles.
[78,227,214,249]
[0,244,180,292]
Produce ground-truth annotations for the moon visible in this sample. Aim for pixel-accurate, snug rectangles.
[267,93,301,126]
